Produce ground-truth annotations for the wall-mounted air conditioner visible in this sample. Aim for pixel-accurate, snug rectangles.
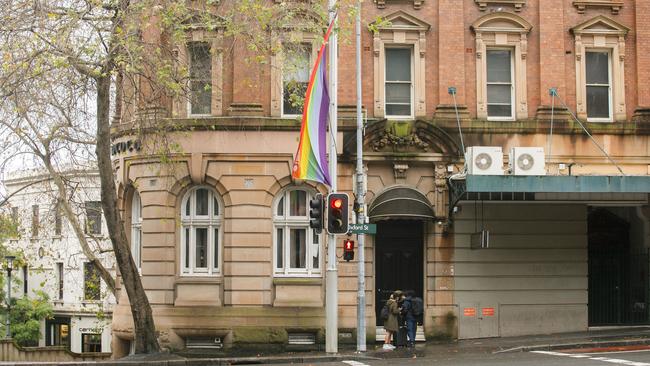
[510,147,546,176]
[466,146,504,175]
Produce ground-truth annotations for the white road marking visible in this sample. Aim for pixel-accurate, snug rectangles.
[532,350,650,366]
[342,361,370,366]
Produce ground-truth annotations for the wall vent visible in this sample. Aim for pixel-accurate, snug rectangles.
[288,333,316,345]
[185,337,223,349]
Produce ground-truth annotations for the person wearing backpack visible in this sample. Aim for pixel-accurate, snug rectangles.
[401,290,422,347]
[382,292,401,350]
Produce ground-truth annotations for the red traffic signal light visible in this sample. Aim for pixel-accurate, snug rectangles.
[327,193,349,234]
[343,239,354,261]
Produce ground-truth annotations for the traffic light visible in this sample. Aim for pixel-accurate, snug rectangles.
[327,193,349,234]
[309,193,324,233]
[343,239,355,261]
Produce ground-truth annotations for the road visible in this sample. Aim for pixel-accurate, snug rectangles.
[246,349,650,366]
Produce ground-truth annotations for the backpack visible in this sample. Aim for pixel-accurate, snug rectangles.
[380,303,390,320]
[411,297,424,317]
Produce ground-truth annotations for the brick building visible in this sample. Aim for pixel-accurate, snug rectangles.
[110,0,650,355]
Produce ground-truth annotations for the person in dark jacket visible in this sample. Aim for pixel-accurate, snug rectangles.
[383,292,401,350]
[401,290,417,347]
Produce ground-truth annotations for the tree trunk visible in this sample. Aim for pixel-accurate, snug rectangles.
[95,75,160,354]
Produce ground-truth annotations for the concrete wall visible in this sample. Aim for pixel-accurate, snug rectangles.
[454,202,588,338]
[0,340,110,362]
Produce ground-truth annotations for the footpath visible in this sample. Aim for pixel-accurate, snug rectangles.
[2,327,650,365]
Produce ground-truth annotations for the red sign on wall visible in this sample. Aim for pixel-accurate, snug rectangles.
[463,308,476,317]
[482,308,495,317]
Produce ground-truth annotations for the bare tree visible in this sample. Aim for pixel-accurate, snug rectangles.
[0,0,358,355]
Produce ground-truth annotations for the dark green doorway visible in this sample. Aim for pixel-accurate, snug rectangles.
[375,220,424,325]
[588,208,649,325]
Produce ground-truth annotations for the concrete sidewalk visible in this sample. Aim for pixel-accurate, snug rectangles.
[3,327,650,365]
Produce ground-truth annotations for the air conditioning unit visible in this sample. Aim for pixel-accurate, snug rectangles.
[510,147,546,176]
[466,146,504,175]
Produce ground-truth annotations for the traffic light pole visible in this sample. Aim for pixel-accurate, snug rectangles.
[354,0,367,353]
[326,0,339,354]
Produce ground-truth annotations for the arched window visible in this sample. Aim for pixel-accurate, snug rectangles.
[180,187,222,275]
[131,192,143,271]
[273,188,321,276]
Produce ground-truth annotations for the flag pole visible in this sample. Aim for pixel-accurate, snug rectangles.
[325,0,339,355]
[354,0,367,353]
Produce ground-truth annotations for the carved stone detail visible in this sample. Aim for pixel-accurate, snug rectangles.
[475,0,526,12]
[372,129,430,152]
[393,163,409,179]
[573,1,623,15]
[374,0,424,10]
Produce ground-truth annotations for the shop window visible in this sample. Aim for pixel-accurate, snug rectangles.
[472,12,532,120]
[84,201,102,235]
[370,11,430,119]
[81,333,102,353]
[486,49,514,119]
[180,187,222,276]
[131,191,142,271]
[385,48,413,118]
[274,188,321,276]
[188,42,212,116]
[83,262,101,301]
[46,317,70,348]
[571,15,629,122]
[282,44,311,116]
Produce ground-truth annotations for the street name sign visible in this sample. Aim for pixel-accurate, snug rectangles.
[348,223,377,234]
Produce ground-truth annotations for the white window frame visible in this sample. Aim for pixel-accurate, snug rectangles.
[180,186,223,276]
[585,49,613,123]
[186,41,213,118]
[131,192,143,272]
[280,43,315,118]
[273,188,322,277]
[384,46,414,120]
[486,47,515,121]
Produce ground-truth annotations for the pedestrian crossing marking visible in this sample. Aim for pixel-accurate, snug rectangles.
[342,361,370,366]
[532,350,650,365]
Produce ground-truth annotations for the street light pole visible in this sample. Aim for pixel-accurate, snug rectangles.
[5,255,15,339]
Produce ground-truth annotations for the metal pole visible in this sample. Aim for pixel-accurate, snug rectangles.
[326,0,339,354]
[354,0,366,353]
[5,268,11,338]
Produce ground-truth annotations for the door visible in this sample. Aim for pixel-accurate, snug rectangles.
[588,208,649,325]
[375,220,424,325]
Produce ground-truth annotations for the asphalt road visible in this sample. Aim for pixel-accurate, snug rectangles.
[247,349,650,366]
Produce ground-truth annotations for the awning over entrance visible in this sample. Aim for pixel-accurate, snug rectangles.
[448,175,650,220]
[368,186,435,221]
[465,175,650,193]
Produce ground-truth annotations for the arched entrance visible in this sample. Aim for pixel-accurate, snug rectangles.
[369,186,434,326]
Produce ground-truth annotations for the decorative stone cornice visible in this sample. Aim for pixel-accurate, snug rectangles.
[573,0,624,15]
[374,0,424,10]
[475,0,526,12]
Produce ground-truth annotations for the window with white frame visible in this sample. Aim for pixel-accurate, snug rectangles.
[188,42,212,115]
[274,189,321,276]
[282,44,311,116]
[131,192,142,271]
[486,49,514,119]
[385,47,413,118]
[180,187,222,275]
[585,51,612,121]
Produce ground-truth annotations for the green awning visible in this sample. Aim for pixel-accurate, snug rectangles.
[465,175,650,193]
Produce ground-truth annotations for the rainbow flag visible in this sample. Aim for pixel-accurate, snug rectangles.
[291,19,336,186]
